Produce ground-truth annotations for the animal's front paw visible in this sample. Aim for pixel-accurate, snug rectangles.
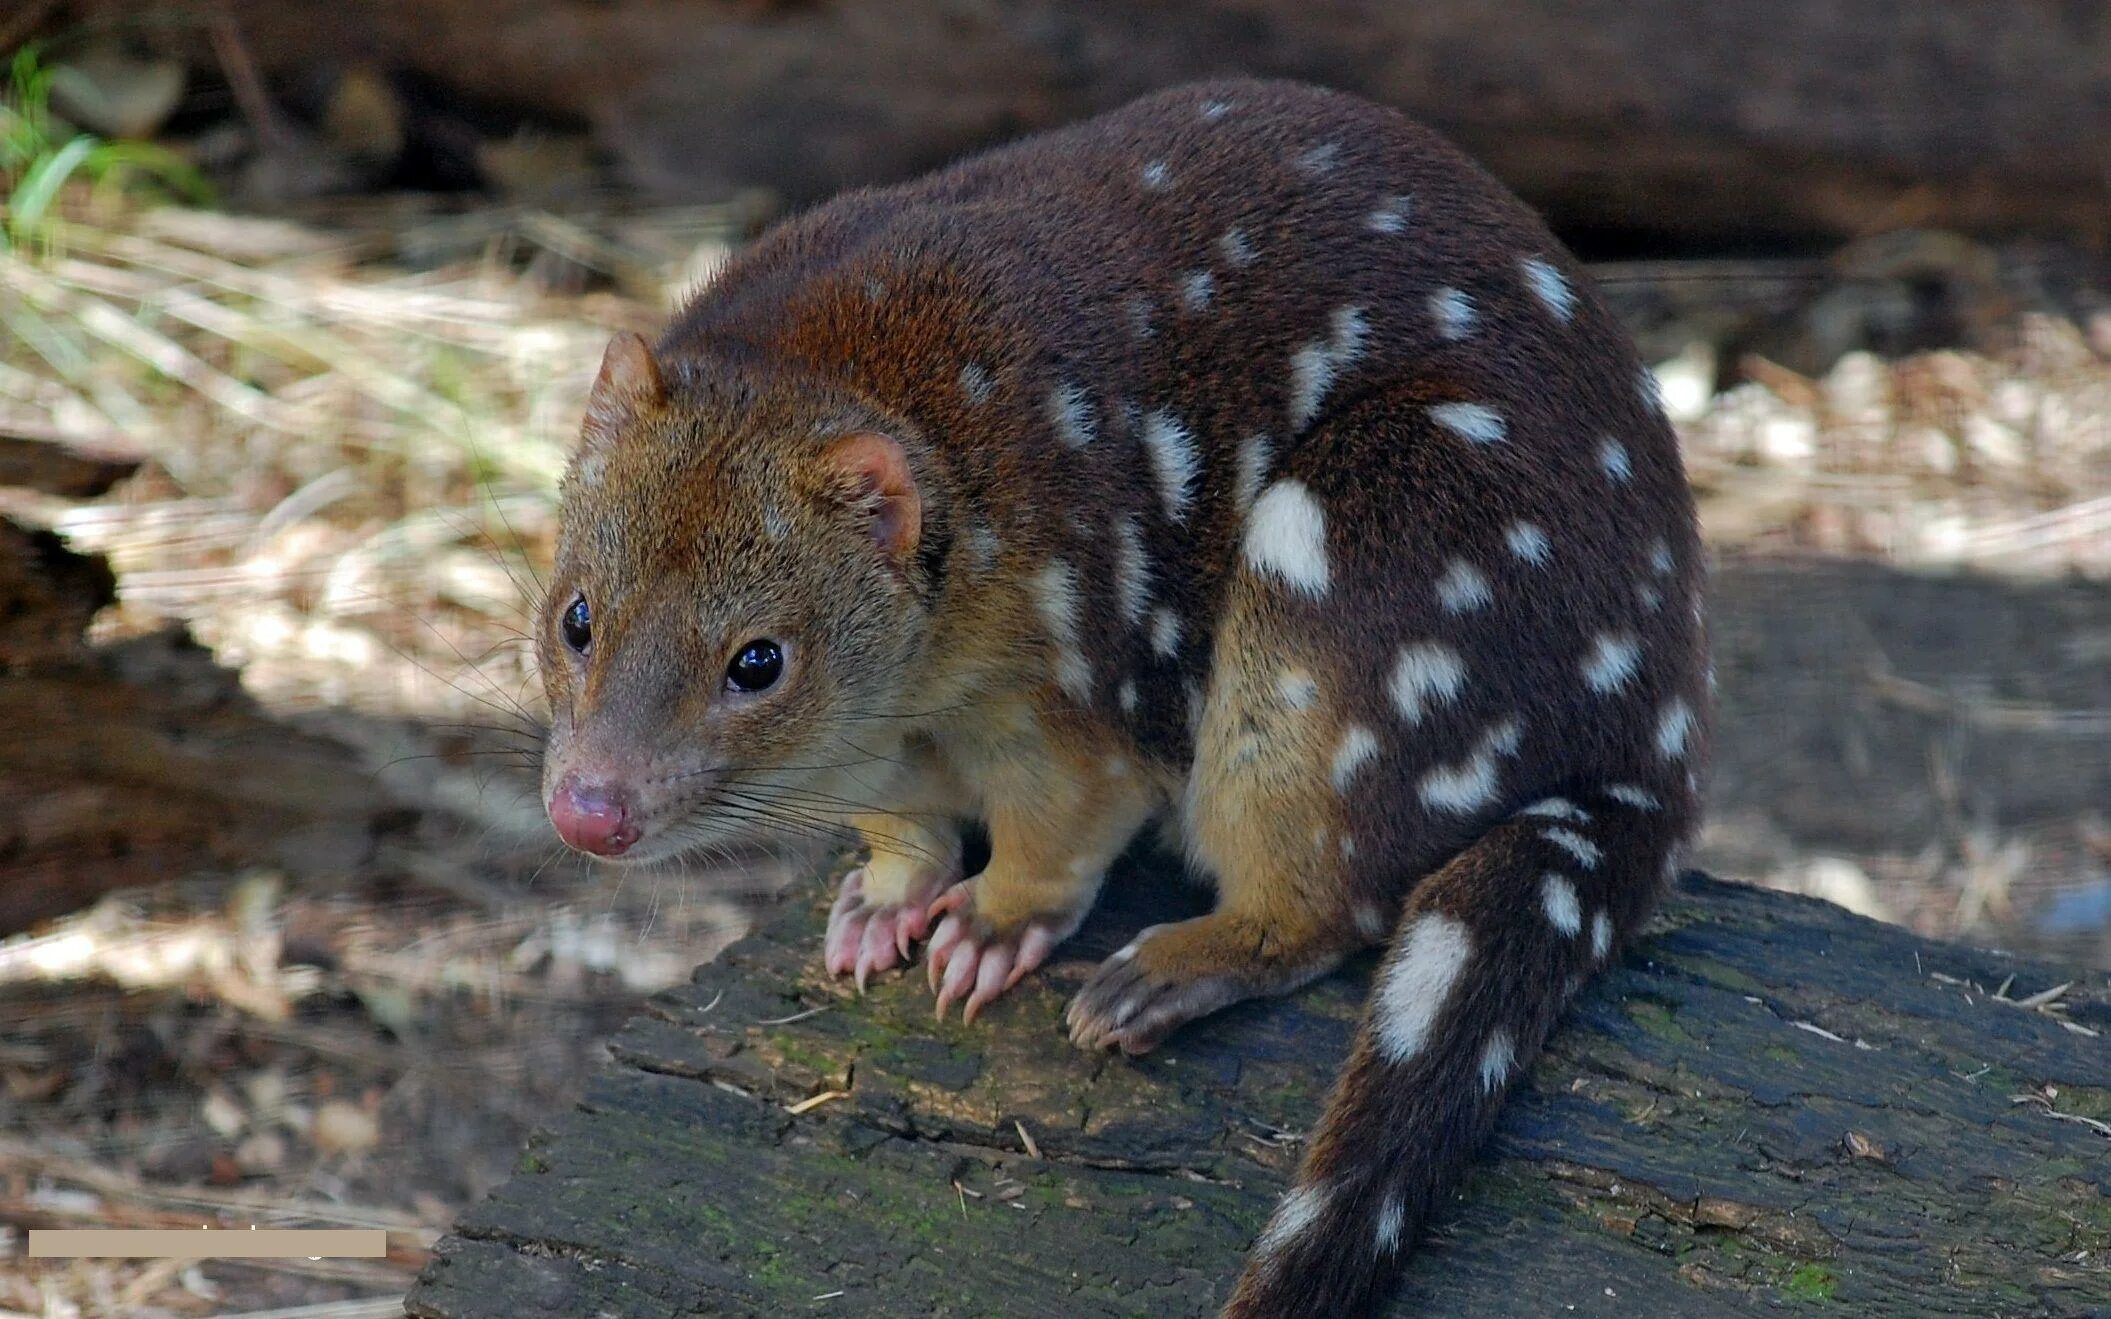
[922,882,1076,1023]
[824,866,954,992]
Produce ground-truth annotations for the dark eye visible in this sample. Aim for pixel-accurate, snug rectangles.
[561,595,592,654]
[725,639,784,693]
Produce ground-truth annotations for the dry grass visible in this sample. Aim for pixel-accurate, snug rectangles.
[1677,314,2111,574]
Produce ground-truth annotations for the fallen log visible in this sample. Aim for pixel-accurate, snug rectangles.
[0,516,392,934]
[61,1,2111,246]
[405,865,2111,1316]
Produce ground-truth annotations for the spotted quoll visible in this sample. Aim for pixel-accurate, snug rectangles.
[538,78,1710,1316]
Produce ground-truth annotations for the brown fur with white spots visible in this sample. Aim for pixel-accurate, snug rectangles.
[538,79,1709,1317]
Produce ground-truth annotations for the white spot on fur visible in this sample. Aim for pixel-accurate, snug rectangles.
[1436,559,1493,614]
[1112,516,1151,625]
[1478,1029,1517,1093]
[1355,903,1389,941]
[762,505,791,541]
[1429,287,1476,340]
[959,362,993,404]
[1276,668,1318,710]
[1637,581,1665,612]
[1650,537,1675,576]
[1296,141,1341,174]
[863,276,886,301]
[1606,783,1662,810]
[1341,834,1358,861]
[1256,1185,1329,1254]
[1581,632,1642,694]
[1125,294,1155,339]
[1541,874,1582,936]
[1235,434,1273,514]
[1243,480,1332,596]
[1591,911,1613,961]
[1185,680,1206,731]
[1150,607,1182,659]
[1287,305,1369,433]
[1105,755,1129,779]
[1418,717,1523,814]
[1141,160,1171,190]
[1506,521,1552,565]
[1141,409,1200,521]
[1032,560,1092,701]
[1391,642,1466,726]
[1520,798,1589,823]
[1599,437,1633,483]
[1542,827,1603,869]
[1656,698,1696,760]
[966,522,1000,573]
[1330,725,1380,792]
[1374,913,1472,1062]
[1520,256,1576,321]
[1366,194,1411,233]
[1375,1197,1406,1253]
[1219,226,1255,266]
[1430,401,1506,444]
[1199,98,1231,120]
[1118,679,1138,714]
[1111,941,1139,964]
[1047,382,1095,448]
[1179,270,1215,312]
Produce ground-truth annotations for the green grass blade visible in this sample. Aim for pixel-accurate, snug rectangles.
[7,133,95,244]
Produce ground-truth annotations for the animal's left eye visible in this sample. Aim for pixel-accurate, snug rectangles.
[561,595,592,654]
[725,639,784,693]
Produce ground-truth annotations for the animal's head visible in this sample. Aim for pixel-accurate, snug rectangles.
[537,332,940,863]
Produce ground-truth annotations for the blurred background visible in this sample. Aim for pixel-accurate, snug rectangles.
[1,2,2107,1314]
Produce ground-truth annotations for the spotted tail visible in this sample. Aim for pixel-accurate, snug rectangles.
[1224,783,1693,1317]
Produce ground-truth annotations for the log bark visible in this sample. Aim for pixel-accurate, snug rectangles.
[0,517,390,934]
[405,866,2111,1317]
[61,1,2111,246]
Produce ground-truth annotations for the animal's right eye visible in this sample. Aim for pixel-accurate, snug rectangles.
[561,594,592,654]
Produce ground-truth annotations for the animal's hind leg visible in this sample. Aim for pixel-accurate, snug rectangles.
[1068,574,1387,1054]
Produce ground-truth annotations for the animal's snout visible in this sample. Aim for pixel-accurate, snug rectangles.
[547,773,642,857]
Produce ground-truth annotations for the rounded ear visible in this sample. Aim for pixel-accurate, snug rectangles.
[582,331,667,452]
[819,431,921,563]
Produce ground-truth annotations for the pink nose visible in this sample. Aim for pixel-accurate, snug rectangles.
[548,774,641,856]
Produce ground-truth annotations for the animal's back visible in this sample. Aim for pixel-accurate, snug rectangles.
[671,76,1704,813]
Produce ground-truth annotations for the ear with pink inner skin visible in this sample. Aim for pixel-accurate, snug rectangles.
[581,331,667,453]
[819,432,922,563]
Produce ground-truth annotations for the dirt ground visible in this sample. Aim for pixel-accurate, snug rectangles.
[4,194,2110,1314]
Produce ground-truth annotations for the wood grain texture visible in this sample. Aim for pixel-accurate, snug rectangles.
[407,867,2111,1316]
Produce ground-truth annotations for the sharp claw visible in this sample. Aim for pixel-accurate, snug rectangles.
[927,884,969,920]
[925,914,966,991]
[858,916,898,986]
[1009,925,1056,991]
[936,942,978,1018]
[962,944,1014,1024]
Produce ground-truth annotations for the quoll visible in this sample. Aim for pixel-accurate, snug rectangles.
[537,78,1710,1315]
